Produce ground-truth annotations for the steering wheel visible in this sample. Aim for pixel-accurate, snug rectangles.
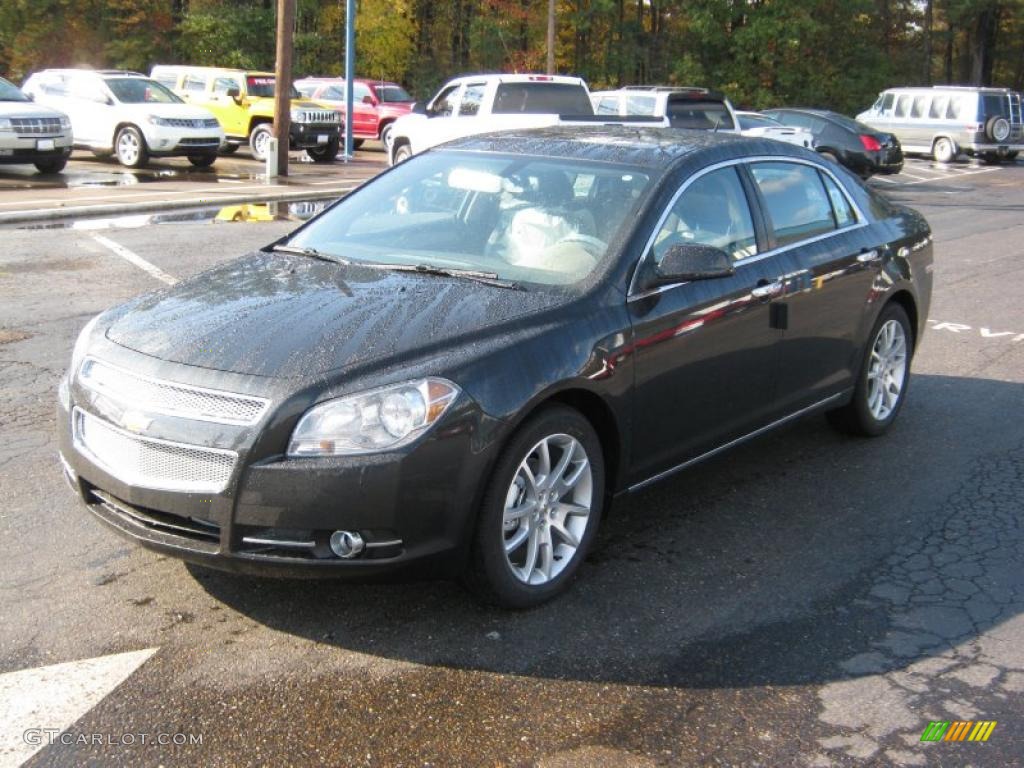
[552,233,607,258]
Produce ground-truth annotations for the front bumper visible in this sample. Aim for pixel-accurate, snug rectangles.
[289,123,341,149]
[0,133,73,163]
[57,346,491,580]
[141,126,224,156]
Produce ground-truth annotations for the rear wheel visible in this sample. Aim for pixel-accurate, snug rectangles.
[932,137,956,163]
[249,123,273,161]
[392,142,412,165]
[352,138,364,150]
[828,303,913,437]
[187,154,217,168]
[466,406,604,608]
[115,126,148,168]
[34,158,67,174]
[379,122,395,150]
[306,137,339,163]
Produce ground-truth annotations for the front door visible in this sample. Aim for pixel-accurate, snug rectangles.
[628,165,790,485]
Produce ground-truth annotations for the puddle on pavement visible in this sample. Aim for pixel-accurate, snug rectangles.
[0,166,265,191]
[15,200,331,231]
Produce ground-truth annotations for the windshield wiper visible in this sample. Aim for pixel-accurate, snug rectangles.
[361,262,520,289]
[270,243,349,265]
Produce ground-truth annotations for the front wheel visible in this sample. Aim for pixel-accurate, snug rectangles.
[34,158,67,174]
[379,122,394,151]
[249,123,273,161]
[828,303,913,436]
[115,126,148,168]
[187,154,216,168]
[932,137,956,163]
[306,137,339,163]
[465,406,604,608]
[392,142,413,165]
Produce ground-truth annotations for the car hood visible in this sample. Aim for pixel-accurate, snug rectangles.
[0,100,67,119]
[104,251,564,379]
[123,103,217,121]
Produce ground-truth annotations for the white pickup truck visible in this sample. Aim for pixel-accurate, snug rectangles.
[388,74,597,165]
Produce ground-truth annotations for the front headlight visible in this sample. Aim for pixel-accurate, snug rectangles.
[146,115,171,127]
[287,378,459,457]
[60,314,100,407]
[59,116,72,130]
[290,108,308,123]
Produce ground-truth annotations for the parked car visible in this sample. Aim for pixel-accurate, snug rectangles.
[294,77,414,150]
[591,86,739,131]
[22,69,223,168]
[762,108,903,178]
[0,75,73,173]
[856,86,1023,163]
[735,110,813,148]
[388,74,594,164]
[150,65,341,162]
[58,127,933,606]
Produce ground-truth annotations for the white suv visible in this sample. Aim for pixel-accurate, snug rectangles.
[22,69,224,168]
[591,86,739,132]
[0,76,73,173]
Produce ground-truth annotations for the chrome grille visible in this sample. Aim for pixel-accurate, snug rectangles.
[11,117,63,135]
[164,117,221,129]
[74,408,237,493]
[298,109,339,124]
[177,137,221,146]
[79,357,268,425]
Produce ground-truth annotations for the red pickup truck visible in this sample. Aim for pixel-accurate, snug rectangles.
[295,78,414,149]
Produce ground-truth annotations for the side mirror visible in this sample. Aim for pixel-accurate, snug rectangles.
[226,86,241,101]
[650,244,734,286]
[25,92,34,101]
[411,101,427,116]
[361,94,374,105]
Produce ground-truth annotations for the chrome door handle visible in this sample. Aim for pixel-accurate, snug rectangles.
[751,281,783,299]
[857,249,881,263]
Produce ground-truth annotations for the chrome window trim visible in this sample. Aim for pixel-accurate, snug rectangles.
[78,356,270,426]
[627,155,869,299]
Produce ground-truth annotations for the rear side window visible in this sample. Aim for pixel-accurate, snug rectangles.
[982,93,1009,119]
[947,96,966,120]
[182,74,206,93]
[653,167,757,263]
[596,96,619,115]
[820,173,857,228]
[493,82,593,115]
[929,95,948,119]
[750,162,836,247]
[459,83,486,116]
[666,98,735,130]
[625,93,657,115]
[895,95,912,118]
[213,77,240,95]
[911,96,929,118]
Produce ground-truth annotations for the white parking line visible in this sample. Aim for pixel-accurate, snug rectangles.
[89,234,178,285]
[0,648,158,768]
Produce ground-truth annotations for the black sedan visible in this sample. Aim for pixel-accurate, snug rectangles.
[763,108,904,178]
[57,127,933,607]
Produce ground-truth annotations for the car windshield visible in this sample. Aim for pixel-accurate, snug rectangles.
[0,77,29,102]
[246,76,301,99]
[106,78,183,104]
[287,151,653,287]
[374,84,413,102]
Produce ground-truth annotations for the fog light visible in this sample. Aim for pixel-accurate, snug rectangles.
[329,530,365,559]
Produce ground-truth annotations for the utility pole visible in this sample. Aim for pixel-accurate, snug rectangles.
[344,0,355,157]
[273,0,296,177]
[546,0,555,74]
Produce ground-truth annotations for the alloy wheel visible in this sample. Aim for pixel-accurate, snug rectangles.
[866,319,908,421]
[117,131,140,165]
[502,433,592,585]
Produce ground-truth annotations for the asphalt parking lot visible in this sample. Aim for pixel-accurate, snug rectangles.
[1,155,1022,767]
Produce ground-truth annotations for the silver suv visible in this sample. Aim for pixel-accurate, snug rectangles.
[0,76,72,173]
[857,86,1023,163]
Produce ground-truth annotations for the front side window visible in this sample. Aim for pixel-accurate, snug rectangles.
[652,167,757,263]
[374,84,413,103]
[213,77,240,95]
[354,82,374,102]
[106,78,183,104]
[749,162,836,247]
[880,93,895,114]
[458,84,486,116]
[429,85,459,117]
[287,151,653,287]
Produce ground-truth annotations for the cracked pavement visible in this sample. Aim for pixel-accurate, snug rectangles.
[0,163,1022,766]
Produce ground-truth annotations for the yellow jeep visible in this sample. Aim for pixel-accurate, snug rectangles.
[150,65,342,162]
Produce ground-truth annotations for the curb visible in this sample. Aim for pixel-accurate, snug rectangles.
[0,185,356,226]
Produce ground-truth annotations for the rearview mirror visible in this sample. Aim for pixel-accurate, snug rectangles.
[650,244,734,286]
[362,95,374,105]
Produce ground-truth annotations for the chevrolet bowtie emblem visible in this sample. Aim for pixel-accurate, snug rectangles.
[120,410,152,433]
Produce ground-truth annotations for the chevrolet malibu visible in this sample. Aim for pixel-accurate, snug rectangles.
[58,127,933,607]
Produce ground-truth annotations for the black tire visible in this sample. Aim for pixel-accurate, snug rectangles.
[1006,151,1019,162]
[306,137,339,163]
[392,142,412,165]
[114,125,148,168]
[187,154,217,168]
[218,143,240,155]
[379,122,394,150]
[827,303,913,437]
[465,406,605,608]
[34,158,67,174]
[352,139,364,149]
[249,123,273,160]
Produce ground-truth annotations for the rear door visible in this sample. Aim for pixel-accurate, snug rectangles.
[746,160,881,411]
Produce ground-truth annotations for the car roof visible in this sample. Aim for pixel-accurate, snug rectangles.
[439,125,798,170]
[444,74,587,87]
[151,65,274,77]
